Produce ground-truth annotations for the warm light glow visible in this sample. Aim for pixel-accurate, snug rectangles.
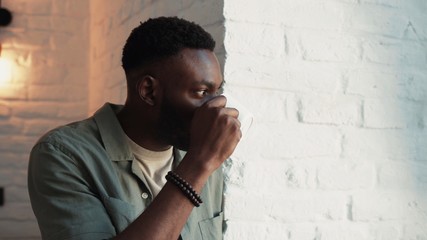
[0,58,12,86]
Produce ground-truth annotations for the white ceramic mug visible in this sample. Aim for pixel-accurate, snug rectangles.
[222,92,254,140]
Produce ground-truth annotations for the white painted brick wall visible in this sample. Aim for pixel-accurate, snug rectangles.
[224,0,427,239]
[1,0,427,239]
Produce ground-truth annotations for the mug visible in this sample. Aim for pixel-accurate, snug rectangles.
[222,92,254,140]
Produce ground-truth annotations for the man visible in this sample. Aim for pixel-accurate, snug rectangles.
[28,17,241,240]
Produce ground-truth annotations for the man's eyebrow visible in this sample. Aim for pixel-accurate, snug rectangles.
[194,79,226,90]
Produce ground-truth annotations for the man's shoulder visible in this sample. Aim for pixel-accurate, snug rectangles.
[34,116,100,151]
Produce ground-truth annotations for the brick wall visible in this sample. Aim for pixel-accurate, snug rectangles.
[223,0,427,239]
[0,0,89,239]
[0,0,225,239]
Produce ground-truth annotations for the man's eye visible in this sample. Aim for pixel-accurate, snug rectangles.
[195,90,208,97]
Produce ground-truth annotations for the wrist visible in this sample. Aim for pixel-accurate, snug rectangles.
[174,153,214,192]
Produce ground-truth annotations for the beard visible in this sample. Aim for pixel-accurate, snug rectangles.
[157,97,192,151]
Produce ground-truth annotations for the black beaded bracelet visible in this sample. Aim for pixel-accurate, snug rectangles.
[166,171,203,207]
[168,171,203,204]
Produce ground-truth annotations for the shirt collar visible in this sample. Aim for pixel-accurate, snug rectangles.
[93,102,186,164]
[93,103,134,161]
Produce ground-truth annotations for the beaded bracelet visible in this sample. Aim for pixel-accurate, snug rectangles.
[166,171,203,207]
[168,171,203,204]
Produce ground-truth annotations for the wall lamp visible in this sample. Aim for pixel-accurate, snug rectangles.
[0,0,12,27]
[0,0,12,85]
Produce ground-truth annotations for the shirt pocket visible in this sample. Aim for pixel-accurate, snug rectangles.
[102,196,137,233]
[198,211,224,240]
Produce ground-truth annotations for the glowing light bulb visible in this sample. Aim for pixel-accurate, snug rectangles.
[0,58,12,86]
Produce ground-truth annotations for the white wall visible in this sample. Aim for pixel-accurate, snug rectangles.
[223,0,427,239]
[0,0,225,239]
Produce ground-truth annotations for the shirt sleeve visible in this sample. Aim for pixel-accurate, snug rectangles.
[28,141,116,240]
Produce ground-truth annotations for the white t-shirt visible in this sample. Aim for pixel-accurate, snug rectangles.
[126,136,174,198]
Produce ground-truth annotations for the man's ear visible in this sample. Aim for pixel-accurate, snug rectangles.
[137,75,157,106]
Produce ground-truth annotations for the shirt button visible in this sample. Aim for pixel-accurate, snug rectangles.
[141,192,149,199]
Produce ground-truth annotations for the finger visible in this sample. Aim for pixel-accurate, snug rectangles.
[204,95,227,108]
[222,107,239,119]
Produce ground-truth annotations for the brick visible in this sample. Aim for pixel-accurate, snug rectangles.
[377,161,427,191]
[288,223,395,240]
[277,0,347,30]
[12,102,60,119]
[224,22,285,58]
[0,153,29,169]
[224,55,343,94]
[64,67,88,86]
[286,223,318,240]
[224,0,281,24]
[290,223,401,240]
[51,16,87,33]
[29,85,77,101]
[363,39,426,66]
[225,190,347,222]
[33,84,87,102]
[317,160,375,190]
[286,62,343,94]
[352,191,427,221]
[56,102,88,120]
[0,104,11,118]
[341,128,419,160]
[0,169,27,187]
[23,119,60,136]
[14,31,52,50]
[298,32,361,62]
[67,0,89,18]
[3,186,30,203]
[402,222,427,240]
[364,98,423,129]
[316,223,373,240]
[0,84,27,100]
[243,160,317,192]
[346,5,407,37]
[55,45,89,68]
[360,0,401,7]
[0,220,40,239]
[346,70,427,102]
[224,54,287,89]
[225,87,288,123]
[27,16,52,31]
[298,94,362,126]
[0,121,24,134]
[238,122,341,159]
[22,0,52,15]
[51,0,67,15]
[224,221,289,240]
[270,192,348,222]
[367,223,402,240]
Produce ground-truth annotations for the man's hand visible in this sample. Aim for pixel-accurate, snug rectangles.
[186,95,242,174]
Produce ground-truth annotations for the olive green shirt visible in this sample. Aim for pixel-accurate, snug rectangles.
[28,103,224,240]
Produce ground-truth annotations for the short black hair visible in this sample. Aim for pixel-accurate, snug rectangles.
[122,16,216,73]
